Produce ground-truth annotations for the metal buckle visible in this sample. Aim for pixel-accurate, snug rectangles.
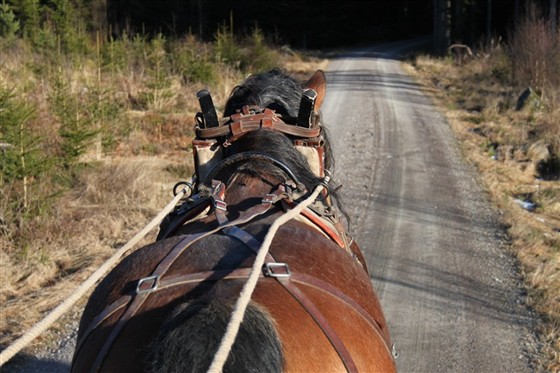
[391,343,399,359]
[136,275,159,294]
[214,199,227,211]
[263,263,291,278]
[262,193,278,204]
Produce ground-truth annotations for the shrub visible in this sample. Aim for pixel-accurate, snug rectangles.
[0,1,20,42]
[0,86,53,224]
[49,71,99,168]
[143,33,174,111]
[213,23,242,67]
[170,36,217,85]
[510,6,560,102]
[240,27,279,73]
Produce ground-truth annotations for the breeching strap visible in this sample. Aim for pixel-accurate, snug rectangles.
[206,177,330,373]
[0,187,190,367]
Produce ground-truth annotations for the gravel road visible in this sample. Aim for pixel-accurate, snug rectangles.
[322,39,537,372]
[3,39,537,373]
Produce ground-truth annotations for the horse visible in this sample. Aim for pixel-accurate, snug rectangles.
[71,68,396,373]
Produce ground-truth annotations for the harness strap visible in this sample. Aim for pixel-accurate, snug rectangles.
[76,260,388,373]
[291,273,390,348]
[156,196,212,240]
[276,276,358,373]
[283,199,347,249]
[78,188,286,373]
[195,107,321,141]
[72,295,132,359]
[78,184,368,373]
[171,183,361,372]
[221,218,359,373]
[74,270,258,362]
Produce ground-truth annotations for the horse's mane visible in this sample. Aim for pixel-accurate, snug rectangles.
[224,68,302,118]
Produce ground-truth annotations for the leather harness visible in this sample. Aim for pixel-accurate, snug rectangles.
[74,182,389,373]
[195,106,322,143]
[74,107,389,372]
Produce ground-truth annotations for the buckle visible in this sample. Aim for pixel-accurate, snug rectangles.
[136,275,159,294]
[214,199,227,211]
[262,193,279,204]
[263,263,291,278]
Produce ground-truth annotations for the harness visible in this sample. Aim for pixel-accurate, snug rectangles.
[73,89,387,372]
[160,89,356,254]
[73,182,388,373]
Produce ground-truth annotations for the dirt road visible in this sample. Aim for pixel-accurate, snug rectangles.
[4,40,537,372]
[322,39,537,372]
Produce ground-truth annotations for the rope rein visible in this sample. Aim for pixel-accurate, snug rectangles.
[206,177,330,373]
[0,187,189,367]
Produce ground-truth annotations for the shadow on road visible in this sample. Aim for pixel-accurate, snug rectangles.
[3,352,71,373]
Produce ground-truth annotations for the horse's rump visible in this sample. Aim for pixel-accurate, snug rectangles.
[73,219,392,372]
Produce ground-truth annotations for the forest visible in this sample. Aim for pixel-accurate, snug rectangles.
[1,0,559,370]
[3,1,558,49]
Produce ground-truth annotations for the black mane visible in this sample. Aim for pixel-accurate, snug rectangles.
[224,68,302,118]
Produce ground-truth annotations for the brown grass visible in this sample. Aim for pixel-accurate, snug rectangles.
[0,157,177,346]
[0,37,325,356]
[405,44,560,371]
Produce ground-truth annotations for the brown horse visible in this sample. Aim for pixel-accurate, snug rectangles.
[71,69,396,373]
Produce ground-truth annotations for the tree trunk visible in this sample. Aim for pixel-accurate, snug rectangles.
[433,0,451,54]
[486,0,492,39]
[551,0,558,36]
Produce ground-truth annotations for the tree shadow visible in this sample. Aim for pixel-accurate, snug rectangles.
[2,352,71,373]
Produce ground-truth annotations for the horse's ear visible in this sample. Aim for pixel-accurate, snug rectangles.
[304,70,326,110]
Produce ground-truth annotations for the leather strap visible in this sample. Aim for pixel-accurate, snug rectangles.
[221,222,359,373]
[78,264,386,373]
[79,191,285,373]
[156,196,212,240]
[77,184,370,373]
[276,276,358,373]
[196,108,321,140]
[282,199,347,249]
[72,295,132,360]
[291,273,389,349]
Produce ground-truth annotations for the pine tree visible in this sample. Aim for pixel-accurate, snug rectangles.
[0,1,20,41]
[0,87,51,214]
[50,71,98,169]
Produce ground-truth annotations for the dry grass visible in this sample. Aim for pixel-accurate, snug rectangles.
[0,37,325,356]
[405,48,560,371]
[0,157,178,347]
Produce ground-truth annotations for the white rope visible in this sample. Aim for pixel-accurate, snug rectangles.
[207,179,328,373]
[0,188,188,367]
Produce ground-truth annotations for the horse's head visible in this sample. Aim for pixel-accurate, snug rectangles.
[193,69,334,199]
[223,68,326,119]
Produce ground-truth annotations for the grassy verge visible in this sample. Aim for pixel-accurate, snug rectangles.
[403,37,559,371]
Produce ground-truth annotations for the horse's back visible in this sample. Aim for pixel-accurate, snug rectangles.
[73,219,395,372]
[260,220,395,372]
